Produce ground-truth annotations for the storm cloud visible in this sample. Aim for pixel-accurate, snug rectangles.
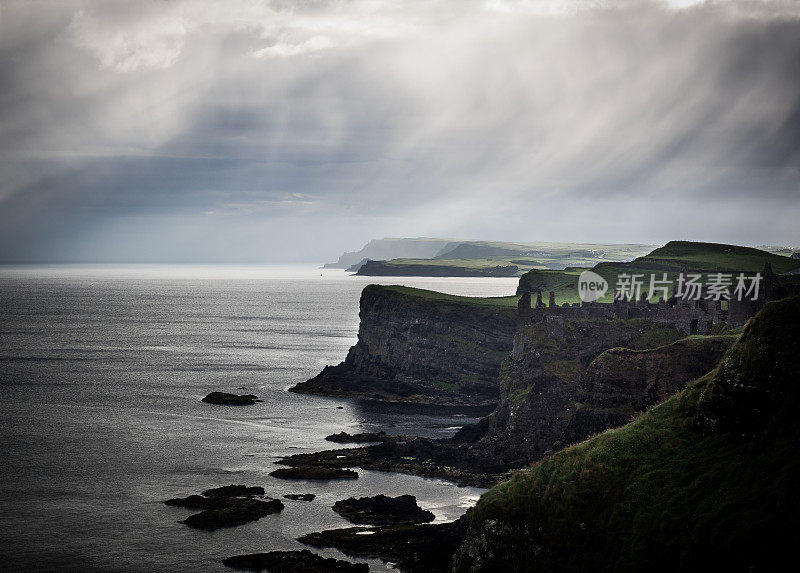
[0,0,798,262]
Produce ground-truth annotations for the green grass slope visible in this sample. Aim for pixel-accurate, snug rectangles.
[382,285,519,308]
[454,295,800,573]
[627,240,800,274]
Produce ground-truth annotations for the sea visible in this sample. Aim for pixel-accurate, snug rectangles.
[0,265,519,572]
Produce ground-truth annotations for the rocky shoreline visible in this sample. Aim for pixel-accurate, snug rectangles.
[274,433,507,488]
[298,514,471,573]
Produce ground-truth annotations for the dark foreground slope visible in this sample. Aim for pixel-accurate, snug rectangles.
[290,285,518,405]
[454,296,800,573]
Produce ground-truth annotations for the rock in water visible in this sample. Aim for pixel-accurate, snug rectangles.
[163,494,212,509]
[163,485,283,530]
[203,484,265,497]
[201,392,261,405]
[283,493,316,501]
[325,431,391,443]
[333,494,435,525]
[183,497,283,530]
[223,549,369,572]
[269,467,358,480]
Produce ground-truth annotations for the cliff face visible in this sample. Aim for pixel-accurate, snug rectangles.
[463,319,692,470]
[453,296,800,573]
[290,285,518,405]
[295,282,734,461]
[564,335,736,443]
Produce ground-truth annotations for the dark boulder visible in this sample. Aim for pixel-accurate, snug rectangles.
[283,493,316,501]
[201,392,261,405]
[269,467,358,480]
[183,497,283,530]
[325,431,390,443]
[163,485,283,530]
[333,494,435,525]
[203,484,265,497]
[164,494,213,509]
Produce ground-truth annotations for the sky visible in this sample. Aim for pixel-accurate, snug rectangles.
[0,0,799,263]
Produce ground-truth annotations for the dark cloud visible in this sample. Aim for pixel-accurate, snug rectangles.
[0,0,799,262]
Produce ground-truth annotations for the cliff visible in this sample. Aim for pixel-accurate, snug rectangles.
[459,320,724,471]
[289,285,518,405]
[564,335,736,442]
[294,283,736,468]
[453,296,800,572]
[356,260,519,277]
[323,238,453,269]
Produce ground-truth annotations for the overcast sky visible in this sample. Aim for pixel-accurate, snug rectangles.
[0,0,798,262]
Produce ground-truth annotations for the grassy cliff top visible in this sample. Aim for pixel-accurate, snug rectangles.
[377,285,519,308]
[629,240,800,274]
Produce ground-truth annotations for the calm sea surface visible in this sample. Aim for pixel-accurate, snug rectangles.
[0,265,518,572]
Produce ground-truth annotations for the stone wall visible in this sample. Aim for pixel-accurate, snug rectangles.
[519,295,715,336]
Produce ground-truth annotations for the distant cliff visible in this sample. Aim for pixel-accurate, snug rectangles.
[356,260,519,277]
[453,296,800,573]
[289,285,518,405]
[324,238,453,269]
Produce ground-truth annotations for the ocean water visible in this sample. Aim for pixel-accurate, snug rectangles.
[0,265,519,572]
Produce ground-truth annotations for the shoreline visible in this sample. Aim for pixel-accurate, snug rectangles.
[273,431,509,489]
